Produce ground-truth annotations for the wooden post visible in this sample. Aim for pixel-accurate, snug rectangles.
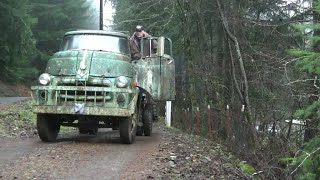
[208,105,213,142]
[181,109,185,131]
[165,101,172,127]
[226,105,231,140]
[197,107,200,135]
[187,108,191,132]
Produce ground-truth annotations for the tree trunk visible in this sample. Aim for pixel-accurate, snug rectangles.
[216,0,252,123]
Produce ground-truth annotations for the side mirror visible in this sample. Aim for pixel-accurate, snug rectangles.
[157,36,165,57]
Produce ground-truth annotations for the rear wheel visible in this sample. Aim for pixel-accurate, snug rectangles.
[37,114,60,142]
[88,128,98,135]
[136,101,144,136]
[79,128,89,134]
[136,126,143,136]
[152,103,158,121]
[143,104,153,136]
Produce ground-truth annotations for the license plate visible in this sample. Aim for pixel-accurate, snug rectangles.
[74,103,85,114]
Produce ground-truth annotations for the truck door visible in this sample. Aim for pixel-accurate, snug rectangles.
[133,37,175,101]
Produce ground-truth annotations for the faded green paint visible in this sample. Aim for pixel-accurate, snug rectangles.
[47,51,133,78]
[133,55,175,101]
[32,86,138,116]
[90,52,133,77]
[32,31,137,117]
[31,30,175,119]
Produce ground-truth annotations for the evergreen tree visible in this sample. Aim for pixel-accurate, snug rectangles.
[29,0,96,72]
[285,0,320,178]
[0,0,38,81]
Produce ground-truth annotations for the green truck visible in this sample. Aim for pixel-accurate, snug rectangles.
[31,30,175,144]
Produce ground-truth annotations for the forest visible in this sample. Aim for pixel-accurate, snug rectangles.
[1,0,320,179]
[0,0,97,82]
[111,0,319,178]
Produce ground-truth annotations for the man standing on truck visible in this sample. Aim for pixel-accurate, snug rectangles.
[130,25,157,60]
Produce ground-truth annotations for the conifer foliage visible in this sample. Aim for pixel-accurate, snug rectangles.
[0,0,37,81]
[112,0,320,178]
[0,0,94,82]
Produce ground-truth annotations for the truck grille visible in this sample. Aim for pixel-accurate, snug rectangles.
[57,80,113,104]
[59,90,112,103]
[32,86,116,106]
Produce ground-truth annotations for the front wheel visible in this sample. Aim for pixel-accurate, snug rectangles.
[37,114,60,142]
[119,116,137,144]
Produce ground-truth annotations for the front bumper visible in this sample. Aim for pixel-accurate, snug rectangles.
[32,105,135,116]
[31,85,138,117]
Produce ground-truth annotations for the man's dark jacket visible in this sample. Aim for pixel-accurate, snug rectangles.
[130,32,157,60]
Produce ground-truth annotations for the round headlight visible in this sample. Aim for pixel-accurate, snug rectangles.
[39,73,51,85]
[115,76,128,88]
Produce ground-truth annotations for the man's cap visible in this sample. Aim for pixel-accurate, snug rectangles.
[135,25,144,32]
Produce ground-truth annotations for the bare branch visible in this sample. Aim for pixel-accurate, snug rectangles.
[290,147,320,176]
[314,76,320,89]
[216,0,252,122]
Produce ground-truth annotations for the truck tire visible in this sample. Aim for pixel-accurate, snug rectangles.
[136,103,144,136]
[88,128,98,135]
[143,104,153,136]
[152,103,158,121]
[119,114,137,144]
[37,114,60,142]
[136,126,143,136]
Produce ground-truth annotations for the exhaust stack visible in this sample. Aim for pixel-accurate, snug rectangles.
[100,0,103,30]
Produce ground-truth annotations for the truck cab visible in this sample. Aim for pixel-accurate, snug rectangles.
[31,30,175,144]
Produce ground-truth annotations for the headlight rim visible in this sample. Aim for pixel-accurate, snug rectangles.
[115,76,129,88]
[39,73,51,85]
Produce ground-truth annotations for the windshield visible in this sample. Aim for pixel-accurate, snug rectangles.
[60,34,130,56]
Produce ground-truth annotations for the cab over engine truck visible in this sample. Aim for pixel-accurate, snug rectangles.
[31,30,175,144]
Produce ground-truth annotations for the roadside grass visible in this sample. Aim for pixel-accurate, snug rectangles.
[0,101,76,138]
[0,102,36,137]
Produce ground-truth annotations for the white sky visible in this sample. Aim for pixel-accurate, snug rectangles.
[91,0,114,30]
[285,0,311,14]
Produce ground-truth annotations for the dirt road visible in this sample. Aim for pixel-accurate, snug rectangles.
[0,100,249,179]
[0,128,162,179]
[0,97,31,104]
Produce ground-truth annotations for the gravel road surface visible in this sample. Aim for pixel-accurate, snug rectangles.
[0,128,162,179]
[0,99,249,179]
[0,97,31,104]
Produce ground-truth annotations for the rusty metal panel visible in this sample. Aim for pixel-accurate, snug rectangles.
[46,51,78,76]
[31,85,139,116]
[32,92,138,117]
[32,31,140,118]
[133,56,175,101]
[90,51,133,77]
[47,50,133,78]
